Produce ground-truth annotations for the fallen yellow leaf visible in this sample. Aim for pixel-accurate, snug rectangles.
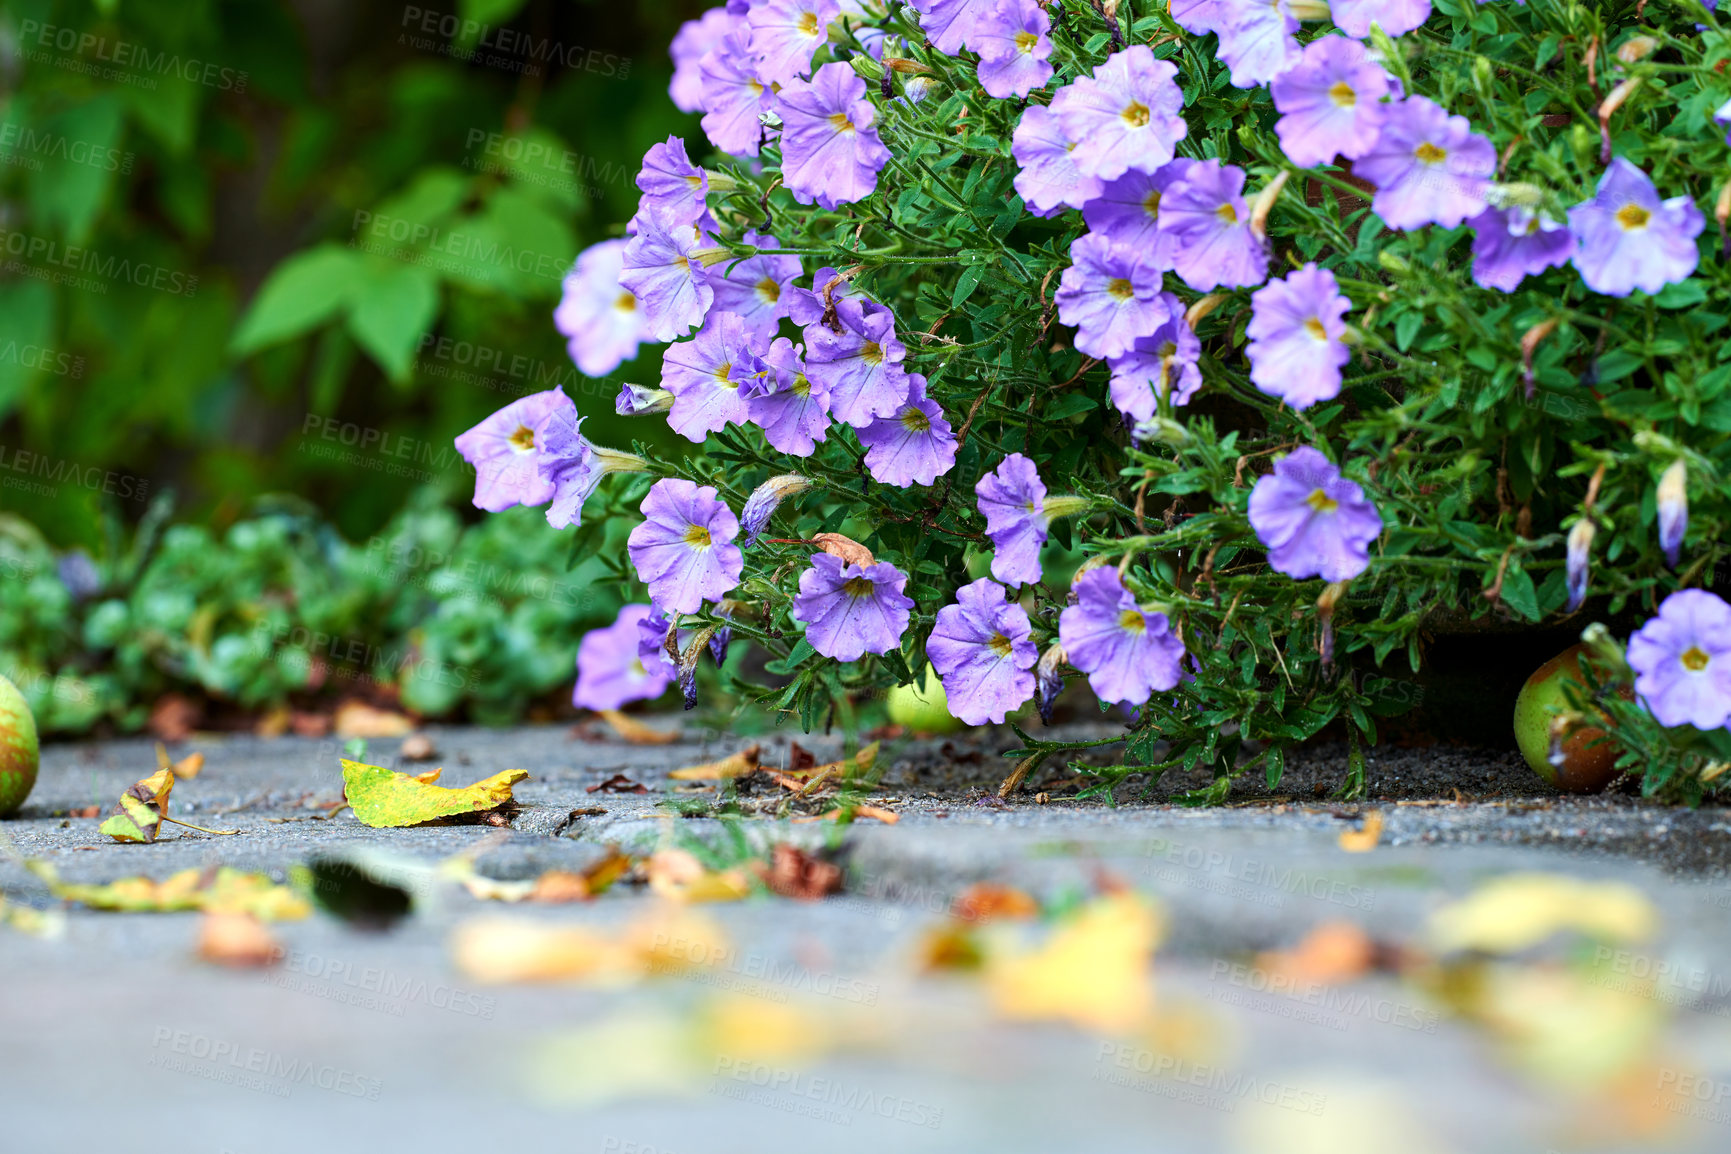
[452,904,729,985]
[988,892,1163,1032]
[27,861,310,920]
[197,913,282,967]
[333,701,415,738]
[668,744,762,780]
[341,759,527,828]
[1429,873,1658,955]
[597,709,679,745]
[1337,810,1382,852]
[646,849,754,902]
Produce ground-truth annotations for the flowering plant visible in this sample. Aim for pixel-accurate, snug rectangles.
[460,0,1731,802]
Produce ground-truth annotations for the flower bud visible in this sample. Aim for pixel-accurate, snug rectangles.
[710,600,741,667]
[1616,36,1658,65]
[1566,518,1595,612]
[1317,582,1346,667]
[1250,171,1290,242]
[1658,459,1688,569]
[1472,55,1494,91]
[1377,251,1411,275]
[1042,495,1092,521]
[1130,415,1191,447]
[1034,643,1068,726]
[740,474,813,548]
[615,383,674,416]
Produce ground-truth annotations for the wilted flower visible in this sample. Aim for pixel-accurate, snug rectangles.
[554,240,644,378]
[627,479,745,614]
[790,554,915,661]
[804,297,911,427]
[574,604,678,711]
[710,230,804,336]
[697,25,778,157]
[615,382,674,416]
[927,578,1038,725]
[1108,301,1202,420]
[1246,263,1352,410]
[1246,447,1383,582]
[1010,104,1103,217]
[620,213,727,342]
[1034,642,1068,725]
[1157,159,1268,292]
[1055,232,1169,360]
[1057,568,1185,708]
[452,387,569,512]
[1658,460,1688,569]
[1355,96,1495,230]
[857,373,958,487]
[1565,518,1595,613]
[1051,46,1188,181]
[1269,35,1390,169]
[740,473,814,547]
[1627,590,1731,729]
[1467,206,1576,292]
[778,62,892,209]
[1568,158,1704,297]
[973,0,1055,100]
[742,338,832,456]
[661,312,765,441]
[748,0,840,86]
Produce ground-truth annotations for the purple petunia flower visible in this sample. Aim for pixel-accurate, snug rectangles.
[662,312,764,442]
[857,373,958,487]
[804,297,911,426]
[616,382,674,416]
[1247,447,1383,582]
[1717,97,1731,146]
[536,402,599,530]
[1056,232,1169,360]
[976,453,1049,586]
[973,0,1054,100]
[1331,0,1431,38]
[636,136,712,227]
[710,230,804,336]
[697,25,777,157]
[1246,263,1352,410]
[1051,46,1188,181]
[785,265,862,327]
[927,577,1038,725]
[1568,158,1704,297]
[748,0,840,86]
[1157,160,1269,291]
[1108,302,1202,420]
[1010,104,1104,217]
[739,473,813,548]
[742,337,833,456]
[671,7,736,113]
[1354,96,1495,230]
[1467,205,1575,292]
[1081,161,1194,255]
[1057,568,1185,708]
[1216,0,1302,89]
[778,62,893,210]
[908,0,995,55]
[1658,460,1688,570]
[574,604,677,711]
[453,387,570,512]
[554,239,644,378]
[1626,589,1731,729]
[790,553,915,661]
[627,479,746,614]
[620,212,724,342]
[1270,35,1390,169]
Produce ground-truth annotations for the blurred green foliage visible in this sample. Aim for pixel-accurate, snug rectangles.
[0,0,698,544]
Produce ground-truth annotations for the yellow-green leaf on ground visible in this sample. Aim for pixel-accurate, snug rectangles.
[26,861,310,920]
[1428,873,1658,955]
[987,892,1164,1032]
[668,745,762,780]
[341,759,527,828]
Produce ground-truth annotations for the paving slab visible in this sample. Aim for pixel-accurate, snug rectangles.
[5,724,1731,1154]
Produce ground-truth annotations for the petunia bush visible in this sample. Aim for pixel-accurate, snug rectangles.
[457,0,1731,802]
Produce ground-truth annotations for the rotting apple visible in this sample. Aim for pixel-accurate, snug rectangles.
[1513,643,1628,794]
[0,674,40,817]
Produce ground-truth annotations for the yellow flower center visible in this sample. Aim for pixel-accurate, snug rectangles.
[1015,31,1039,55]
[1107,277,1135,301]
[843,576,876,598]
[1306,488,1338,513]
[798,11,821,36]
[1215,202,1239,225]
[1121,101,1150,128]
[508,425,536,453]
[683,525,712,548]
[1143,190,1162,218]
[1616,203,1651,231]
[1119,609,1147,634]
[1328,81,1357,108]
[861,341,884,366]
[828,111,855,134]
[1304,317,1328,341]
[1414,142,1448,164]
[756,277,781,304]
[793,374,812,398]
[615,291,637,312]
[988,633,1015,658]
[900,406,931,433]
[1682,646,1711,672]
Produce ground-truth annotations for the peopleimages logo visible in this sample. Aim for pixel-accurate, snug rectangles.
[14,21,250,92]
[149,1027,382,1101]
[0,123,134,173]
[398,6,630,79]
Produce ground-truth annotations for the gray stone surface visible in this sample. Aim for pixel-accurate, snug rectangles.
[4,723,1731,1153]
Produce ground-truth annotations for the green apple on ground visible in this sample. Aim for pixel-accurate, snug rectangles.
[1513,643,1626,794]
[0,674,41,817]
[887,666,965,735]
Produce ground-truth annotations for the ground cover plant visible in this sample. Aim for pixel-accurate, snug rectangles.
[444,0,1731,804]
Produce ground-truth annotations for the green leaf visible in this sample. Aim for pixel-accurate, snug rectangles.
[231,245,361,355]
[0,281,56,419]
[1500,563,1541,622]
[951,264,985,308]
[346,259,440,381]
